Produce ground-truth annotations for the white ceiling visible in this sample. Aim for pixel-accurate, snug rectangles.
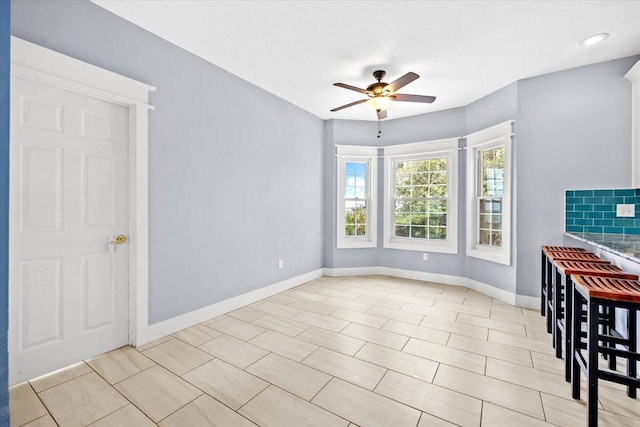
[92,0,640,121]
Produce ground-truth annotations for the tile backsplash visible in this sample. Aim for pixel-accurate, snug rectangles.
[565,188,640,235]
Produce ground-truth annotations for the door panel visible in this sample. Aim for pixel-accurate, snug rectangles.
[10,77,129,384]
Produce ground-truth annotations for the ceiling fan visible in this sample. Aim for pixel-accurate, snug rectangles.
[330,70,436,120]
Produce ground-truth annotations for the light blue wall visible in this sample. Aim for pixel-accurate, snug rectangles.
[1,0,10,421]
[515,56,639,296]
[11,0,325,323]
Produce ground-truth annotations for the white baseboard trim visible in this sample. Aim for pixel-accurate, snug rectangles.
[324,266,538,308]
[135,268,324,346]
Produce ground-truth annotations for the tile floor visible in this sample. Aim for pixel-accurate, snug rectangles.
[9,275,640,426]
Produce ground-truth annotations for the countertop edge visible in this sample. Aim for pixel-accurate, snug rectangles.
[564,232,640,265]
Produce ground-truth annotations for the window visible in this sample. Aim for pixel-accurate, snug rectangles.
[336,145,377,248]
[466,121,513,265]
[383,138,459,253]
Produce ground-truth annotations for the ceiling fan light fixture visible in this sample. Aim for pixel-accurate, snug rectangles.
[578,33,609,46]
[368,95,392,111]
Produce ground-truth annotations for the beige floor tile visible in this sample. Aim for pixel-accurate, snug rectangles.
[488,330,554,355]
[159,394,257,427]
[207,317,267,341]
[354,294,404,309]
[530,351,564,376]
[524,325,551,340]
[481,402,553,426]
[297,326,366,356]
[9,382,48,426]
[315,287,361,301]
[246,353,331,400]
[347,286,389,299]
[540,393,639,426]
[87,346,155,384]
[432,301,490,317]
[366,305,424,325]
[200,314,227,326]
[40,372,129,427]
[249,330,318,361]
[387,293,436,307]
[403,337,486,374]
[252,301,303,318]
[599,386,640,420]
[198,334,269,369]
[374,370,482,427]
[485,357,571,399]
[303,347,386,390]
[423,293,466,305]
[29,361,93,393]
[227,306,269,322]
[330,308,387,328]
[286,289,329,302]
[293,311,350,332]
[457,313,526,335]
[490,310,547,327]
[401,303,459,321]
[183,359,266,411]
[240,385,349,427]
[381,319,449,346]
[322,297,373,313]
[252,314,309,336]
[142,337,212,375]
[89,404,155,426]
[355,342,439,382]
[417,315,488,339]
[312,378,421,427]
[289,299,340,316]
[447,334,533,366]
[343,322,410,350]
[115,366,202,422]
[22,415,57,427]
[135,336,172,352]
[172,324,222,346]
[433,364,545,419]
[417,412,457,427]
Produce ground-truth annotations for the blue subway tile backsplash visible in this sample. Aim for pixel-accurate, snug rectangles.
[566,188,640,235]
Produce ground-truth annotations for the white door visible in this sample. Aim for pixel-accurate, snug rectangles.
[9,76,130,384]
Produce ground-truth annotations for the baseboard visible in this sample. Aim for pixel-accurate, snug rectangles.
[135,268,324,346]
[324,266,537,308]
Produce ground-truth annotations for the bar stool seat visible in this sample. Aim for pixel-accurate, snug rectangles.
[545,251,608,335]
[541,246,588,317]
[553,261,637,382]
[571,274,640,427]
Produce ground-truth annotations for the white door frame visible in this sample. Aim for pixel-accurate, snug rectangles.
[9,37,154,379]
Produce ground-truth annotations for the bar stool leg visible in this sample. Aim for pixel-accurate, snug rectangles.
[541,250,546,316]
[547,264,554,334]
[572,285,583,400]
[628,308,637,399]
[554,267,562,357]
[607,307,617,371]
[587,297,599,427]
[565,275,574,382]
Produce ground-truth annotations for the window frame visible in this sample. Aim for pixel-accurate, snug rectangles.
[465,120,514,265]
[383,138,459,254]
[336,145,378,249]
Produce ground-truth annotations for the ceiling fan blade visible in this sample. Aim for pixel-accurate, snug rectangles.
[334,82,369,94]
[392,94,436,103]
[377,109,387,120]
[330,98,368,112]
[384,72,419,93]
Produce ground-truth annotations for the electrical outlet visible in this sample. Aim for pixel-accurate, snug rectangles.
[278,259,284,269]
[422,253,429,261]
[616,204,635,218]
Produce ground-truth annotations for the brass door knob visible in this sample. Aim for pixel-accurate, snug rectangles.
[111,235,127,244]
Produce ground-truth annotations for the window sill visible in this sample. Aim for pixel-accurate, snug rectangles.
[384,239,458,254]
[467,247,511,265]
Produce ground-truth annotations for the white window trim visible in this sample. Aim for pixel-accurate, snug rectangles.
[465,120,514,265]
[336,145,378,249]
[383,138,459,254]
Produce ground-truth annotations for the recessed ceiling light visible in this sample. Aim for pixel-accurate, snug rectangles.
[578,33,609,46]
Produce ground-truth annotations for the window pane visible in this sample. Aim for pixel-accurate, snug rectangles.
[481,147,504,197]
[344,161,367,199]
[411,226,427,238]
[429,227,447,240]
[345,201,366,237]
[395,225,410,237]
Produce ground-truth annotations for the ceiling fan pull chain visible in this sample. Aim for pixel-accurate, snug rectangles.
[377,120,382,138]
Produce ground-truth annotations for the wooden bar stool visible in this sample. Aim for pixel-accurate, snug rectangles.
[571,274,640,427]
[541,246,587,316]
[545,251,607,336]
[553,261,637,382]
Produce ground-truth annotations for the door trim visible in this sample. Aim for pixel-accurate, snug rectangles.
[9,37,154,383]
